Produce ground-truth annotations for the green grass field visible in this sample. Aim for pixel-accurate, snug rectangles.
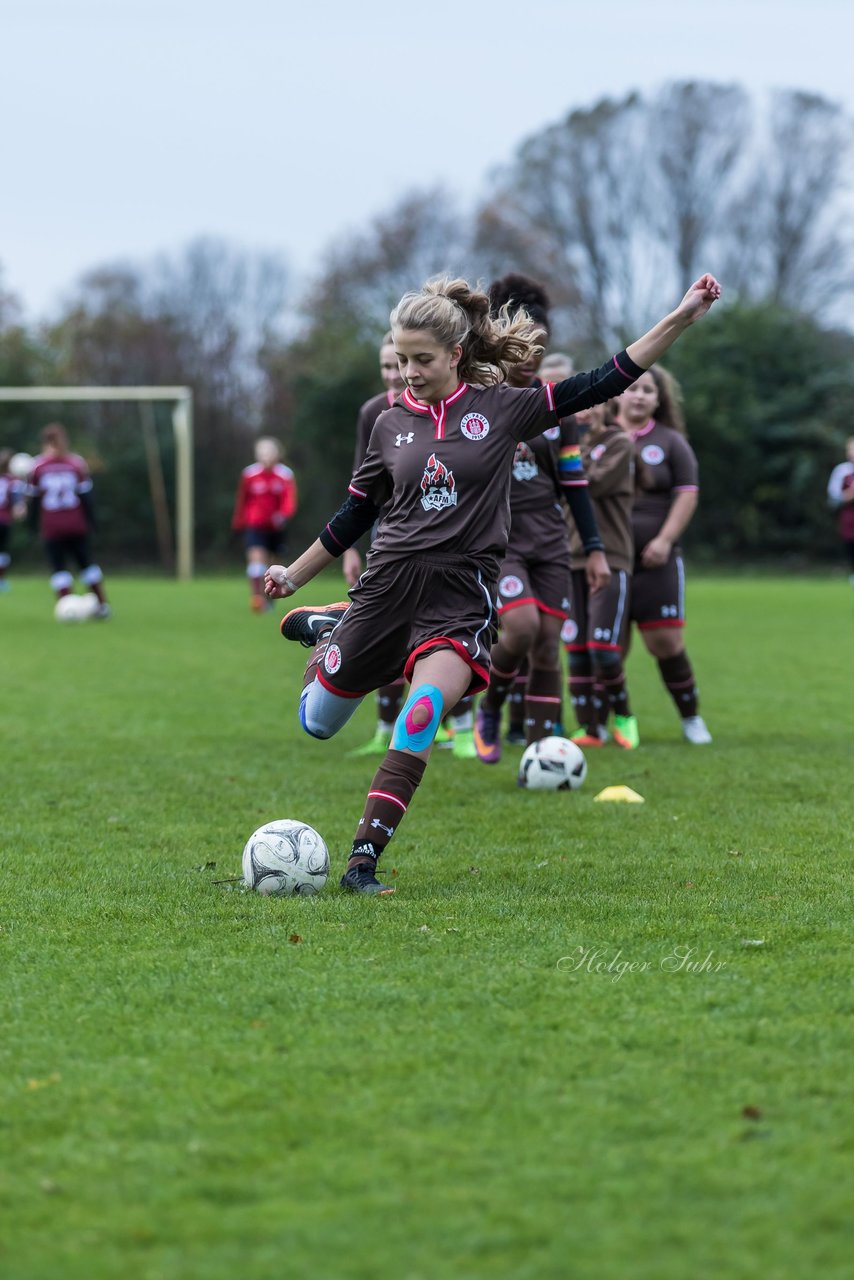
[2,572,852,1280]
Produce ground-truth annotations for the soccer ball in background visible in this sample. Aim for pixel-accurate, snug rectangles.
[78,592,102,620]
[517,736,588,791]
[242,820,330,896]
[54,594,88,623]
[8,452,33,480]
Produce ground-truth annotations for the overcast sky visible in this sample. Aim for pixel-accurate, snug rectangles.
[3,0,853,319]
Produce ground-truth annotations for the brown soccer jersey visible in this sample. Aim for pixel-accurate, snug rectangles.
[508,414,585,514]
[353,390,396,474]
[349,381,562,581]
[569,424,635,572]
[630,420,698,555]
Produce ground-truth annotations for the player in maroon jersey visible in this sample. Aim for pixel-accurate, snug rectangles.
[0,448,27,593]
[615,366,711,744]
[474,276,609,764]
[342,333,411,755]
[826,437,854,584]
[265,272,721,894]
[28,424,111,616]
[563,400,639,748]
[344,333,471,759]
[231,437,297,612]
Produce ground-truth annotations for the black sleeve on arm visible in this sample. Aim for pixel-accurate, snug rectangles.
[552,350,645,417]
[318,493,381,557]
[564,485,604,555]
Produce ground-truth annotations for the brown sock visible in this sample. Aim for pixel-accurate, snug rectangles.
[568,653,599,735]
[480,649,519,715]
[377,678,405,729]
[525,667,562,745]
[657,652,699,718]
[348,749,427,868]
[595,661,631,718]
[301,630,335,690]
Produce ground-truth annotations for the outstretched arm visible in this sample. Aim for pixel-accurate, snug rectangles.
[549,275,722,421]
[265,490,381,599]
[626,274,721,370]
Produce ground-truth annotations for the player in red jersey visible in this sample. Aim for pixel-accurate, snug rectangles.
[474,276,609,764]
[231,438,297,611]
[0,448,27,593]
[265,272,721,894]
[28,423,111,616]
[827,437,854,585]
[616,366,711,744]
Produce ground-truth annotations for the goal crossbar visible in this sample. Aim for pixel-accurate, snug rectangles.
[0,386,194,578]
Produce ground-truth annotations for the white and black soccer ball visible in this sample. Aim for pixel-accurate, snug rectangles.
[242,819,330,896]
[517,736,587,791]
[54,594,87,623]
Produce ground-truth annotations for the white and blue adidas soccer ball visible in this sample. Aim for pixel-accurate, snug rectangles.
[517,736,587,791]
[242,819,330,896]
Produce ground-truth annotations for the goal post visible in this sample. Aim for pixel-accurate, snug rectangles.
[0,386,194,578]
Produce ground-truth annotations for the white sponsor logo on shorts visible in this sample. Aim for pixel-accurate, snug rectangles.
[561,618,578,643]
[499,574,524,598]
[589,443,606,461]
[460,412,490,441]
[324,643,342,674]
[543,426,560,441]
[641,444,665,465]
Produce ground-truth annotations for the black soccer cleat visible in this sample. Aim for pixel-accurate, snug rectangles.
[340,863,396,896]
[280,602,349,648]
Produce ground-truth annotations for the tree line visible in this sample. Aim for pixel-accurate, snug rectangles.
[1,81,853,569]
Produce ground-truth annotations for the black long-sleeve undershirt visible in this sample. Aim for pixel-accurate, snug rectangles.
[551,349,645,418]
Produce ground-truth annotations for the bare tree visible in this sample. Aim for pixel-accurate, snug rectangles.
[651,81,750,292]
[308,187,473,335]
[725,91,853,315]
[474,92,669,351]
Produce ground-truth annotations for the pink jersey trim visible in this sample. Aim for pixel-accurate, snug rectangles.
[348,483,368,498]
[630,420,656,440]
[544,382,556,412]
[323,524,347,550]
[673,485,699,492]
[367,790,408,813]
[613,354,635,380]
[637,619,685,631]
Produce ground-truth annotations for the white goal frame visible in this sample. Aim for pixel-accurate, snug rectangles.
[0,386,194,578]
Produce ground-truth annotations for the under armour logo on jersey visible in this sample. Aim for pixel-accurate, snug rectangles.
[395,432,415,447]
[370,818,395,837]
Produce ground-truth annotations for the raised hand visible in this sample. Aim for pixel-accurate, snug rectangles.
[675,274,722,323]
